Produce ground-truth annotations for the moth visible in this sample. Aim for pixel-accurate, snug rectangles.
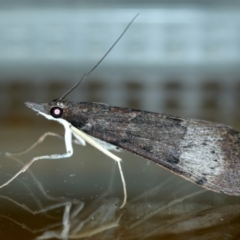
[2,15,240,208]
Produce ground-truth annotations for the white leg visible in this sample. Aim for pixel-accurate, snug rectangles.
[6,131,85,157]
[70,125,127,208]
[6,132,64,157]
[0,125,73,189]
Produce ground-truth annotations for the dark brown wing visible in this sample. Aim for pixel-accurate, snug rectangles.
[64,102,240,196]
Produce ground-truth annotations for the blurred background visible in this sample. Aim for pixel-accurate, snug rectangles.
[1,0,240,239]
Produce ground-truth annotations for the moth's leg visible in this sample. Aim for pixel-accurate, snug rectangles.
[0,126,73,189]
[70,125,127,209]
[6,132,85,158]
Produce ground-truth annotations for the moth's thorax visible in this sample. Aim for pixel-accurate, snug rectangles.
[60,102,110,129]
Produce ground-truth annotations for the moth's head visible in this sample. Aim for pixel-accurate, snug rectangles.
[25,100,68,121]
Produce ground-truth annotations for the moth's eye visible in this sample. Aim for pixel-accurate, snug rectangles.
[50,107,63,118]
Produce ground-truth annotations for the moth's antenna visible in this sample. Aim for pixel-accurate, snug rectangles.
[58,13,139,101]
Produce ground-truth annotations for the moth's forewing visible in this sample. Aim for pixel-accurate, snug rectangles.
[29,101,240,196]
